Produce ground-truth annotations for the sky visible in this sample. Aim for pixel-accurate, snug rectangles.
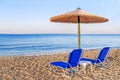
[0,0,120,34]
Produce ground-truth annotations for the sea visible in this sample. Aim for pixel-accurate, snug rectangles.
[0,34,120,56]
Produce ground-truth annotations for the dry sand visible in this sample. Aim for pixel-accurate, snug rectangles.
[0,48,120,80]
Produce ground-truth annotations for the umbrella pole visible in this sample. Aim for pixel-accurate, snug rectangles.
[78,16,80,49]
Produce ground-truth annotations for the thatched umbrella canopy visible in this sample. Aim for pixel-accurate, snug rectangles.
[50,8,109,48]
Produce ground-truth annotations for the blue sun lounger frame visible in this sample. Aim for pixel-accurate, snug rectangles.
[50,49,82,75]
[80,47,110,68]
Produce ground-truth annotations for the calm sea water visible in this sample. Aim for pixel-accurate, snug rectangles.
[0,34,120,56]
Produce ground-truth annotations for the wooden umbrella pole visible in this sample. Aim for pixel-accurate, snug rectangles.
[78,16,80,49]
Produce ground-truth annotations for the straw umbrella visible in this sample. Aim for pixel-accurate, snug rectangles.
[50,8,109,49]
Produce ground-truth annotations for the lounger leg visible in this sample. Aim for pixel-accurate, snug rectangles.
[61,69,66,76]
[105,59,111,68]
[90,63,93,71]
[62,69,68,77]
[49,64,52,71]
[99,63,105,71]
[49,65,56,73]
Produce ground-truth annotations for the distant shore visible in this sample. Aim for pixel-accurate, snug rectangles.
[0,48,120,80]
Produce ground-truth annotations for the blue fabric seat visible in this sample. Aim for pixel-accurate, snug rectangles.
[80,47,110,64]
[51,61,77,68]
[50,49,82,69]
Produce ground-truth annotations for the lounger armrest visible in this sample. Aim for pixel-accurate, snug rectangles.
[61,62,73,69]
[68,63,73,68]
[97,59,103,63]
[66,63,75,70]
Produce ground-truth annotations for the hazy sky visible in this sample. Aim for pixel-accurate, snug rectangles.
[0,0,120,34]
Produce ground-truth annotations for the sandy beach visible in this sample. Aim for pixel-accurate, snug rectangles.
[0,48,120,80]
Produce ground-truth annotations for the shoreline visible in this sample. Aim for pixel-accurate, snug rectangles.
[0,47,120,57]
[0,48,120,80]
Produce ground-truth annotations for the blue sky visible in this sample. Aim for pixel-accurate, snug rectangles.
[0,0,120,34]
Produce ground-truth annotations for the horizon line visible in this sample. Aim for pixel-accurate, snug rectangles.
[0,33,120,35]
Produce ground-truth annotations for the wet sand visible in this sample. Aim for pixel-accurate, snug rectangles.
[0,48,120,80]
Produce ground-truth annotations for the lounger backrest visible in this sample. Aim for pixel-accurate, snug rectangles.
[96,47,110,63]
[68,49,82,66]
